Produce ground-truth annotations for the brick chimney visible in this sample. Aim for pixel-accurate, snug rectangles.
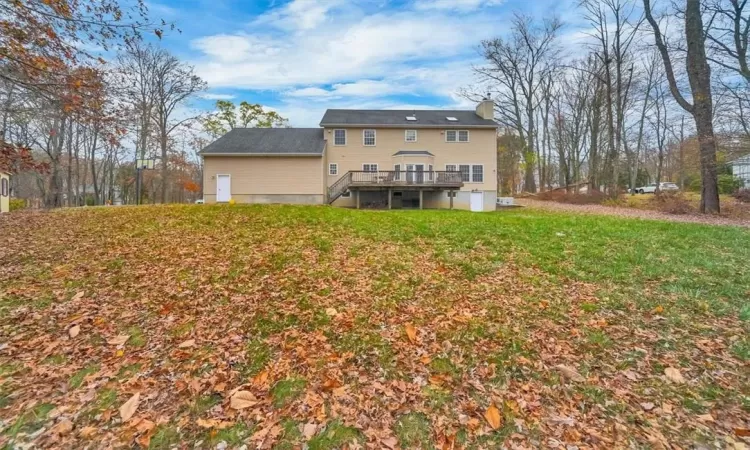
[475,93,494,120]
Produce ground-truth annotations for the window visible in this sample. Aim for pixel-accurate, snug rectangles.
[363,129,376,146]
[445,164,457,172]
[1,178,7,197]
[459,165,470,182]
[334,129,346,146]
[363,163,378,172]
[446,130,469,142]
[428,164,433,181]
[446,116,458,121]
[341,190,351,198]
[406,116,417,121]
[405,130,417,142]
[394,164,401,180]
[471,165,483,182]
[329,163,338,176]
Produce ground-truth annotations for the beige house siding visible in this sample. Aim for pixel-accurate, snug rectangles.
[325,127,497,209]
[203,156,325,204]
[0,172,9,213]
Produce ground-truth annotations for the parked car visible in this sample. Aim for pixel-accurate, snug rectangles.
[195,199,204,204]
[632,182,680,194]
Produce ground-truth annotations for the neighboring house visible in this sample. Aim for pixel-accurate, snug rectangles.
[0,172,9,213]
[730,154,750,187]
[200,100,498,211]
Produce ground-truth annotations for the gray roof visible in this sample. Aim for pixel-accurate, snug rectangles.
[320,109,497,128]
[393,150,434,156]
[200,128,325,156]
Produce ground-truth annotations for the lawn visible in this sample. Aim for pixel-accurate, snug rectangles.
[0,204,749,449]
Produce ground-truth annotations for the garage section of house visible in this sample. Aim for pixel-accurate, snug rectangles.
[201,128,326,204]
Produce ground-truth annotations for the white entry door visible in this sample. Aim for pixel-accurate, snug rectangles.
[217,174,231,202]
[470,191,484,212]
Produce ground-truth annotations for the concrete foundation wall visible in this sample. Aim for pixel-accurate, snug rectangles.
[332,189,496,211]
[204,193,324,205]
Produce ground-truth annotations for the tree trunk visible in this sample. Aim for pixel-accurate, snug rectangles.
[160,131,168,203]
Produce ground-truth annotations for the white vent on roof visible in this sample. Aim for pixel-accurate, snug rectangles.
[446,116,458,121]
[406,116,417,121]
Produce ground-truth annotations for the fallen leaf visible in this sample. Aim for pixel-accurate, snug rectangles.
[78,426,97,438]
[51,418,74,435]
[115,349,124,357]
[108,335,129,346]
[197,418,219,428]
[652,305,664,314]
[135,419,155,433]
[302,422,317,439]
[68,325,80,338]
[405,324,417,343]
[697,413,714,422]
[230,390,258,409]
[381,436,398,449]
[640,402,655,411]
[664,367,685,384]
[555,364,585,382]
[734,428,750,437]
[484,403,502,430]
[71,291,85,301]
[119,392,140,422]
[325,307,338,317]
[178,339,195,348]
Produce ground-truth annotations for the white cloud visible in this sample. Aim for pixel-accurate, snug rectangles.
[190,5,498,90]
[414,0,504,11]
[253,0,347,31]
[199,93,236,100]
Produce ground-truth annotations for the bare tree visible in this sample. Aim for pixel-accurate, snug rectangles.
[474,13,562,193]
[150,49,206,203]
[643,0,721,213]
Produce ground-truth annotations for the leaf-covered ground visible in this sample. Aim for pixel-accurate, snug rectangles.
[1,205,749,449]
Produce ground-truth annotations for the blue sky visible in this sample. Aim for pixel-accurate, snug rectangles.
[148,0,582,127]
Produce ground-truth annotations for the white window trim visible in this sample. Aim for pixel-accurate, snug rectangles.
[362,129,376,146]
[446,163,484,183]
[362,163,379,172]
[404,129,418,143]
[445,130,470,143]
[333,129,347,146]
[328,163,338,176]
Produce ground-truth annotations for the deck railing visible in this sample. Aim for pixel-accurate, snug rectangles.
[328,170,463,204]
[349,170,463,185]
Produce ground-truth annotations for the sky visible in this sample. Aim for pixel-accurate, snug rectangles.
[147,0,583,127]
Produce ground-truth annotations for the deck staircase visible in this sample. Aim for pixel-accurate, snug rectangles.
[328,172,353,204]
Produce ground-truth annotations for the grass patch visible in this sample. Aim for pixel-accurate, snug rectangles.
[308,420,361,450]
[241,338,272,377]
[149,425,180,450]
[275,419,302,450]
[208,422,253,447]
[4,403,55,438]
[271,377,306,408]
[127,326,147,347]
[69,364,100,389]
[395,412,432,448]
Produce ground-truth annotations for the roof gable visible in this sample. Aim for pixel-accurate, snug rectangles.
[320,109,497,128]
[200,128,325,156]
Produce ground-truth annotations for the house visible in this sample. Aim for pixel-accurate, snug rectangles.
[0,171,9,213]
[730,154,750,187]
[200,100,498,211]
